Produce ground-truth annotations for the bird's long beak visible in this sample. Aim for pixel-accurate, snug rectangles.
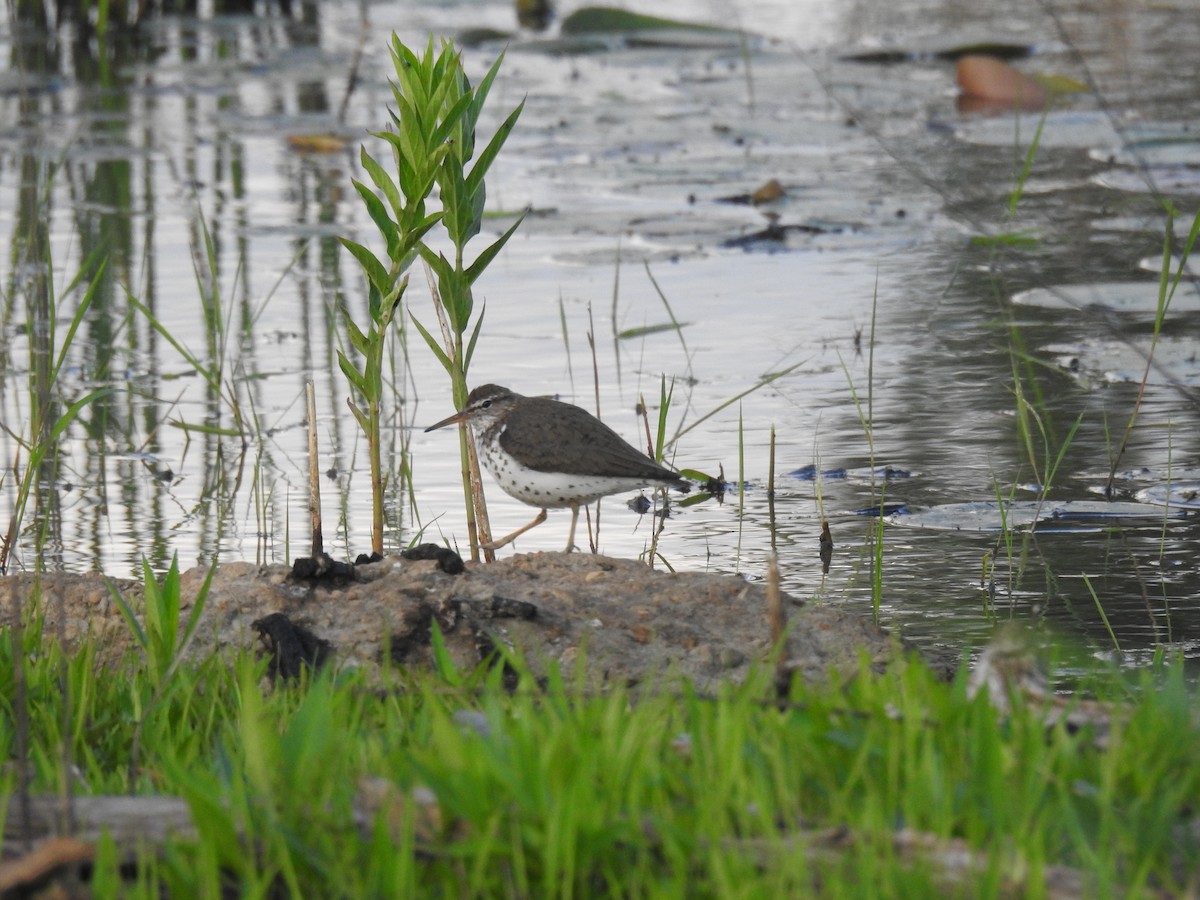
[425,408,470,432]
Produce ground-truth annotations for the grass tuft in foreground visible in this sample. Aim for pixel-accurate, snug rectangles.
[2,607,1197,896]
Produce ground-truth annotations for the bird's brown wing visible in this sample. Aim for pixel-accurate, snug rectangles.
[500,397,681,482]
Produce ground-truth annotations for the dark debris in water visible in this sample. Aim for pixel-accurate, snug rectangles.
[791,465,913,481]
[854,504,909,517]
[845,40,1034,65]
[627,494,654,514]
[716,178,786,206]
[721,219,835,250]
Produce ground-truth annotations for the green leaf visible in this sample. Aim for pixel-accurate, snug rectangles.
[617,322,689,340]
[466,182,487,244]
[52,259,105,383]
[420,248,460,328]
[125,292,217,393]
[468,51,507,129]
[107,575,149,651]
[360,149,405,231]
[338,237,393,300]
[425,259,471,333]
[344,318,372,356]
[399,212,444,261]
[160,557,182,659]
[345,397,370,431]
[464,213,526,285]
[969,230,1041,248]
[351,178,400,262]
[464,303,486,370]
[418,245,456,297]
[431,93,475,149]
[1032,73,1087,96]
[656,375,673,460]
[141,559,166,672]
[437,170,465,244]
[390,35,421,74]
[428,620,461,684]
[381,274,410,324]
[466,100,524,198]
[409,313,454,374]
[337,349,366,390]
[48,388,110,443]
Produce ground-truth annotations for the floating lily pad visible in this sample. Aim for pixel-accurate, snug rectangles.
[1136,255,1199,280]
[1046,336,1200,387]
[845,36,1035,64]
[888,499,1179,532]
[888,501,1039,531]
[956,110,1119,149]
[457,28,515,48]
[559,7,747,48]
[1136,483,1200,510]
[1089,125,1200,194]
[1093,166,1200,195]
[1092,124,1200,168]
[1011,281,1200,316]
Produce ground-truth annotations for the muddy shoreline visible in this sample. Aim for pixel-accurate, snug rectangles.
[3,552,943,687]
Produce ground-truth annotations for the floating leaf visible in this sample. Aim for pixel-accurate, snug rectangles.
[561,6,740,35]
[617,322,689,340]
[1137,483,1200,509]
[1033,73,1087,96]
[889,499,1182,533]
[1013,282,1200,315]
[956,55,1047,110]
[287,133,348,154]
[970,230,1042,248]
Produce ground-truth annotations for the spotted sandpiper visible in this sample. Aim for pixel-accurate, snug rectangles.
[426,384,688,552]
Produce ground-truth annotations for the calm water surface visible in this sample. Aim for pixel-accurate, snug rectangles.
[2,0,1198,671]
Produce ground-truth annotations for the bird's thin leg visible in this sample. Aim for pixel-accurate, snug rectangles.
[481,508,548,550]
[564,502,580,553]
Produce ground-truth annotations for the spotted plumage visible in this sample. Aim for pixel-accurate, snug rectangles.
[426,384,687,551]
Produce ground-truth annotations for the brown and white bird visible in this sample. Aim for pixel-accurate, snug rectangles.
[426,384,687,551]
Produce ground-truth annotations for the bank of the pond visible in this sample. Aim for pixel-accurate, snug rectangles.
[3,551,949,688]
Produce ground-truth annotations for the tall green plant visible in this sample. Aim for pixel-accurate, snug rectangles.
[341,36,523,559]
[407,40,525,559]
[338,37,461,555]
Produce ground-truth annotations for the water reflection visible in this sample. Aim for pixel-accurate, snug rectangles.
[1,0,1198,672]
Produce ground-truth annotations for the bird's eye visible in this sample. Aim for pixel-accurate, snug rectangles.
[481,400,491,408]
